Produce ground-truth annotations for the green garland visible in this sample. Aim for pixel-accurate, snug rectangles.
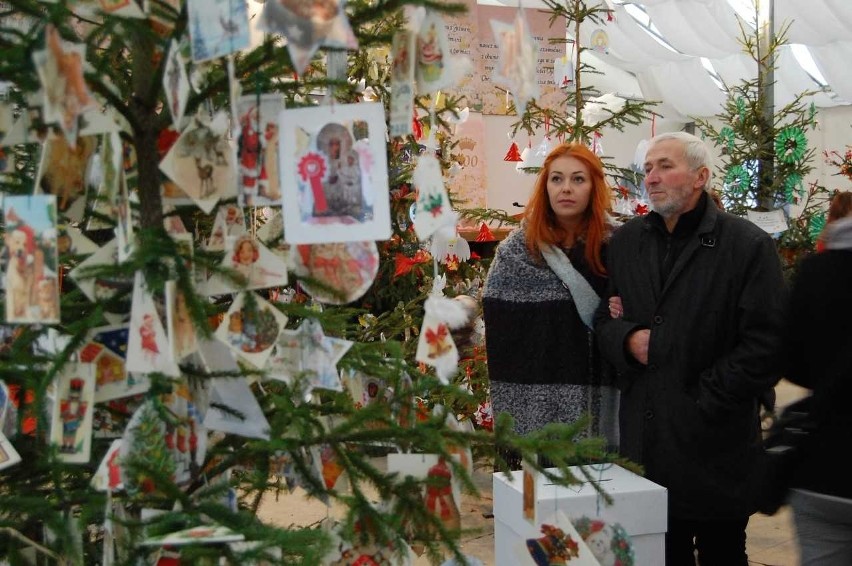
[783,173,803,203]
[775,126,807,164]
[809,213,826,243]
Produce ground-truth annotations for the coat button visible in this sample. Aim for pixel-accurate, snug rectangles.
[653,315,663,325]
[644,409,654,419]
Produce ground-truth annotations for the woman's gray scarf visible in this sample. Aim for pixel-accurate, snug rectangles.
[538,242,601,329]
[825,217,852,251]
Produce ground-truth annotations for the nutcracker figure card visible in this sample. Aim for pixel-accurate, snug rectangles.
[50,363,96,463]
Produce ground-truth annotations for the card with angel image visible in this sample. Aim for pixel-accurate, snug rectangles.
[125,272,180,377]
[237,94,284,207]
[50,362,96,463]
[214,291,287,369]
[3,194,60,324]
[203,234,288,295]
[159,112,236,214]
[187,0,250,63]
[279,102,390,244]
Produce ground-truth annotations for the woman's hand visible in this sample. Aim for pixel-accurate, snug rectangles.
[608,296,624,318]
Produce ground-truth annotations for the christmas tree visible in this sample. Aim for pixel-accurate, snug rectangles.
[693,15,831,272]
[0,1,624,564]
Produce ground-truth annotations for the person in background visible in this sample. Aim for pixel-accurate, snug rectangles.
[815,190,852,252]
[482,142,619,471]
[594,131,786,565]
[782,189,852,565]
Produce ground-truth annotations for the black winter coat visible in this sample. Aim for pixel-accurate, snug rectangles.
[594,201,786,521]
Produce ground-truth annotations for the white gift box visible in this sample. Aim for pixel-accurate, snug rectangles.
[493,464,668,566]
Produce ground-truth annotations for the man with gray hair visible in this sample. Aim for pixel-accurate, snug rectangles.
[594,131,786,565]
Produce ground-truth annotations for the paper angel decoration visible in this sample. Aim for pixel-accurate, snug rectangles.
[490,10,539,117]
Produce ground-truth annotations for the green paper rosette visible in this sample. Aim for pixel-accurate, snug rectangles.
[725,164,751,193]
[718,127,735,152]
[776,126,807,164]
[809,213,826,243]
[783,173,803,203]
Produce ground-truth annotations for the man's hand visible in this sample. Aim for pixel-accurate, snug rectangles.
[627,329,650,365]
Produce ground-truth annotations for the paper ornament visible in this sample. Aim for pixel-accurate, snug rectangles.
[91,438,124,492]
[187,0,250,63]
[50,362,96,463]
[572,516,635,566]
[412,152,454,240]
[34,133,96,221]
[31,24,96,145]
[163,40,190,131]
[415,11,471,95]
[3,194,60,324]
[202,375,271,440]
[776,125,807,164]
[415,283,474,383]
[390,30,416,138]
[80,324,151,403]
[159,113,236,214]
[526,524,581,566]
[504,140,523,162]
[205,234,288,294]
[292,241,379,305]
[236,94,284,206]
[214,291,287,369]
[125,272,180,377]
[205,204,246,251]
[258,0,357,76]
[554,54,575,88]
[430,225,471,268]
[0,431,22,471]
[490,10,540,117]
[590,28,609,53]
[266,318,352,393]
[475,223,496,242]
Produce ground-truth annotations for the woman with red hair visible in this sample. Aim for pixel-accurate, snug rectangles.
[482,143,619,470]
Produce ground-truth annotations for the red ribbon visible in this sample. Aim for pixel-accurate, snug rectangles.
[298,152,328,214]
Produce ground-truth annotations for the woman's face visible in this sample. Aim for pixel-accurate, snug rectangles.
[546,155,593,228]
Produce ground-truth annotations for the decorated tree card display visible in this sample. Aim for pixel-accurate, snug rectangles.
[257,0,358,76]
[214,291,287,369]
[2,194,60,324]
[279,102,391,244]
[292,241,379,305]
[187,0,250,63]
[236,94,284,206]
[49,362,96,463]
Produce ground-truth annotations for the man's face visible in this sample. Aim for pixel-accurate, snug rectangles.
[644,139,707,218]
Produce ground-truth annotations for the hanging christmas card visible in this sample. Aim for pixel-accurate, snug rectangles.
[257,0,357,76]
[411,152,453,240]
[279,102,390,244]
[86,130,122,230]
[91,438,124,492]
[162,382,207,485]
[58,224,99,256]
[163,40,190,131]
[415,285,476,383]
[292,241,379,305]
[236,94,284,206]
[31,25,96,145]
[0,431,21,471]
[141,524,245,547]
[80,324,147,402]
[386,453,463,540]
[415,11,471,95]
[187,0,250,63]
[204,234,288,294]
[34,132,97,221]
[125,272,180,377]
[159,113,236,214]
[266,318,351,393]
[572,516,635,566]
[204,203,246,251]
[203,375,270,440]
[165,281,197,362]
[69,239,133,321]
[214,291,287,369]
[324,521,415,566]
[50,362,96,463]
[490,10,540,117]
[390,30,416,138]
[3,194,60,324]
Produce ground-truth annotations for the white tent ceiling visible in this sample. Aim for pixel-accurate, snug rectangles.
[487,0,852,121]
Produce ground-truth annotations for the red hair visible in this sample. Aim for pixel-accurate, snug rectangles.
[523,143,612,275]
